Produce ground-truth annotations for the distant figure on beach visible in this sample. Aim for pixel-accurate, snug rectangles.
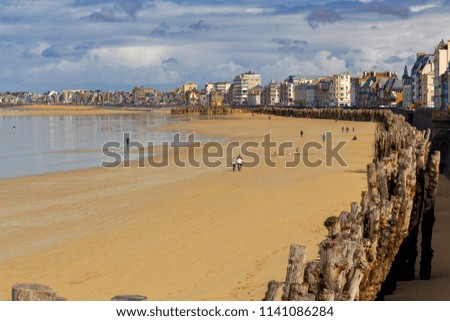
[352,136,357,141]
[12,125,15,133]
[322,133,326,142]
[236,155,243,171]
[342,127,344,133]
[352,127,355,132]
[232,158,236,172]
[268,116,271,120]
[125,137,130,151]
[300,130,304,138]
[346,127,349,133]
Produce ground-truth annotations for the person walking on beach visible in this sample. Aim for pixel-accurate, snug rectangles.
[236,155,243,171]
[300,130,304,138]
[232,158,236,172]
[125,137,130,151]
[12,125,15,133]
[322,133,326,142]
[342,127,344,133]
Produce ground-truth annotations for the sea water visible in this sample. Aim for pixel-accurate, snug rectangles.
[0,112,223,179]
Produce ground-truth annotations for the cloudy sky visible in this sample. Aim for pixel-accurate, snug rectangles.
[0,0,449,93]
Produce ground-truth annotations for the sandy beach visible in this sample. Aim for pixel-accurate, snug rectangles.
[0,111,376,300]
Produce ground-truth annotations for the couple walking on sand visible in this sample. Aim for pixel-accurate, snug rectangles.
[232,155,243,172]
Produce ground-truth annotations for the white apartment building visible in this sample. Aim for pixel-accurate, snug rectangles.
[330,72,351,107]
[232,71,261,105]
[433,39,450,109]
[214,82,230,94]
[231,79,247,105]
[262,79,280,106]
[247,85,262,106]
[280,76,297,105]
[411,52,434,108]
[205,81,231,105]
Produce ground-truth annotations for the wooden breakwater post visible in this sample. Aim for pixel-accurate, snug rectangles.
[420,150,440,280]
[12,283,56,301]
[9,282,148,301]
[171,106,253,116]
[262,108,441,301]
[111,295,148,301]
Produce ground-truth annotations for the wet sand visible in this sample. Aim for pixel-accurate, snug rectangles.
[0,113,376,300]
[0,104,145,117]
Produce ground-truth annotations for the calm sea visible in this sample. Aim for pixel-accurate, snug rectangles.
[0,112,223,179]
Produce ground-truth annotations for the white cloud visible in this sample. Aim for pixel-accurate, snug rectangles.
[91,46,172,68]
[145,1,272,18]
[410,3,440,12]
[311,51,347,74]
[1,0,450,91]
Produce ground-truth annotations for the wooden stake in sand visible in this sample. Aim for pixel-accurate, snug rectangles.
[420,150,441,280]
[111,294,148,301]
[12,283,56,301]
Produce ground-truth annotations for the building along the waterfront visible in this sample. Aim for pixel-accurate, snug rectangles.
[433,40,450,109]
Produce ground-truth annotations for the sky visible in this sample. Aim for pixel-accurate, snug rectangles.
[0,0,450,93]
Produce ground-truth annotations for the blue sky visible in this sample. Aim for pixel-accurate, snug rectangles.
[0,0,449,92]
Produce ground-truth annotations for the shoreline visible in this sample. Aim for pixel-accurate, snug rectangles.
[0,104,156,117]
[0,113,376,300]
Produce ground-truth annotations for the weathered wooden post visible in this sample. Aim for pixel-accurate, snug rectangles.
[263,280,284,301]
[111,295,148,301]
[288,283,314,301]
[395,132,429,282]
[367,163,379,200]
[12,283,56,301]
[304,260,320,298]
[282,245,307,300]
[420,150,441,279]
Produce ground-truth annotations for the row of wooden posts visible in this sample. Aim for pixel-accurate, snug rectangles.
[171,106,252,116]
[260,107,441,301]
[9,107,440,301]
[10,283,147,301]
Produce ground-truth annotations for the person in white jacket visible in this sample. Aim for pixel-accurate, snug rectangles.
[236,155,243,171]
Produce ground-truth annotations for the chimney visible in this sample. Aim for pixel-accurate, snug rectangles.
[417,52,426,59]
